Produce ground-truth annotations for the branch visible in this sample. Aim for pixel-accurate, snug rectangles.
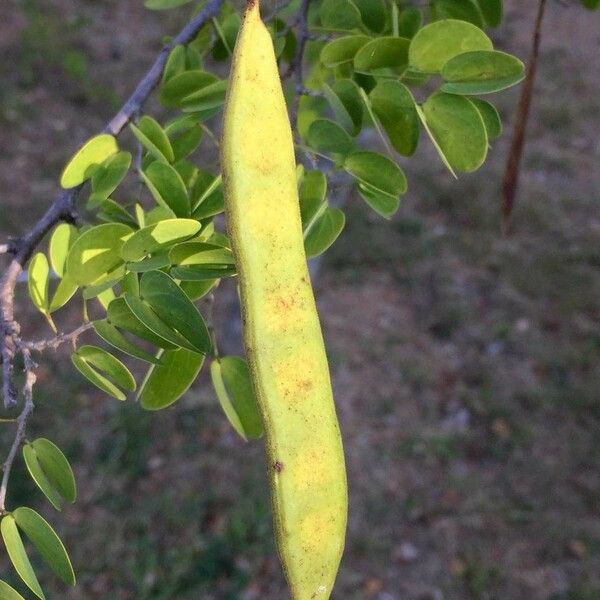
[24,322,94,353]
[0,349,36,512]
[501,0,547,235]
[105,0,225,136]
[0,0,225,409]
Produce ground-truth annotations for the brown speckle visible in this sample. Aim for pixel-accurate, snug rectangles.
[273,461,284,472]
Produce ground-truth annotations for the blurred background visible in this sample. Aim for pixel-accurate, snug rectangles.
[0,0,599,598]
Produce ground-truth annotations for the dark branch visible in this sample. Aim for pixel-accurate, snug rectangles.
[501,0,547,235]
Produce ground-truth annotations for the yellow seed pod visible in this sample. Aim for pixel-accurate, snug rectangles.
[220,1,347,598]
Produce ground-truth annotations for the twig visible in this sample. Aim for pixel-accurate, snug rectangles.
[24,322,94,353]
[0,0,225,409]
[0,348,36,512]
[105,0,225,136]
[298,87,323,98]
[205,292,220,360]
[200,123,221,148]
[285,0,311,129]
[501,0,547,236]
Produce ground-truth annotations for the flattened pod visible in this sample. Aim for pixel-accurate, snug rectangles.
[220,1,347,598]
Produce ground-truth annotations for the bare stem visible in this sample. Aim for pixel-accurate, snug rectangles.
[286,0,311,130]
[501,0,547,235]
[0,349,36,512]
[24,322,94,353]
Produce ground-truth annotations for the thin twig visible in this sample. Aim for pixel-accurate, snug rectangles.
[298,87,323,98]
[501,0,547,236]
[24,322,94,353]
[286,0,311,130]
[0,348,36,512]
[205,292,220,360]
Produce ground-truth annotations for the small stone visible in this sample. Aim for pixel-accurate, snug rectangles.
[568,539,587,559]
[365,578,383,593]
[492,417,511,439]
[395,541,419,562]
[449,558,466,577]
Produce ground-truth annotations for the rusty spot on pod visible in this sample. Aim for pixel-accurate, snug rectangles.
[273,461,284,473]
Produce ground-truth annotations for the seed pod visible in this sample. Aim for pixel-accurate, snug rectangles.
[221,2,347,598]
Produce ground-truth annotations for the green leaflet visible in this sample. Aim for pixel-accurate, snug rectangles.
[1,515,44,599]
[352,0,386,32]
[304,207,345,258]
[306,119,355,158]
[169,241,235,281]
[65,223,133,287]
[180,279,218,301]
[191,173,224,218]
[0,580,26,600]
[433,0,484,28]
[397,7,422,38]
[49,224,79,277]
[169,242,235,267]
[120,218,201,262]
[138,270,211,353]
[298,171,345,257]
[107,297,178,350]
[88,152,132,207]
[440,50,525,95]
[331,79,363,133]
[344,151,407,218]
[29,439,76,504]
[159,70,219,108]
[477,0,503,27]
[130,116,175,163]
[93,320,162,364]
[319,0,362,30]
[49,275,78,319]
[369,80,420,156]
[60,134,118,189]
[179,80,227,113]
[421,92,488,173]
[210,357,263,440]
[141,161,190,217]
[320,36,370,68]
[22,445,64,511]
[71,345,136,401]
[409,19,493,73]
[13,508,75,586]
[28,253,50,314]
[354,36,410,76]
[299,170,328,226]
[212,13,241,60]
[322,83,356,135]
[170,123,203,162]
[470,98,502,140]
[139,348,205,410]
[96,198,138,227]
